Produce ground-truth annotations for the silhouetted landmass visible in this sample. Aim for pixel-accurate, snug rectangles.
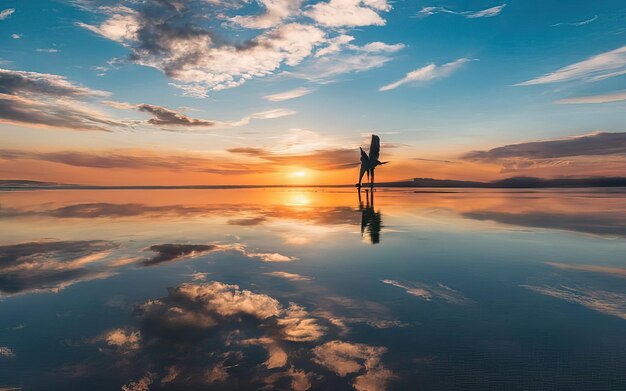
[1,176,626,190]
[381,176,626,188]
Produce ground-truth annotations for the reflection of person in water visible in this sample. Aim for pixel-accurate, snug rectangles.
[358,188,382,244]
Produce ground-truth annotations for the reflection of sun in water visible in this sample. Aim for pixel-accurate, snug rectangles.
[284,193,310,206]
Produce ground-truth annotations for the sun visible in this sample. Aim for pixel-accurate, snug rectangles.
[290,170,307,178]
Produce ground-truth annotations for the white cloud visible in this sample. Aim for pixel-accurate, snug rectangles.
[379,58,472,91]
[417,4,505,19]
[305,0,391,27]
[517,45,626,86]
[36,48,60,53]
[11,33,21,39]
[231,0,302,29]
[553,15,598,27]
[0,8,15,20]
[294,53,394,82]
[555,90,626,104]
[264,87,313,101]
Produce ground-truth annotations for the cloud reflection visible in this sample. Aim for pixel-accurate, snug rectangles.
[92,281,394,389]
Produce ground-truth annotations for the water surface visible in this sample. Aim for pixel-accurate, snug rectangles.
[1,188,625,390]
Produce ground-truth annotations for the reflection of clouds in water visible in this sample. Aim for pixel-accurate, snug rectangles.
[95,281,394,390]
[0,240,298,297]
[546,262,626,278]
[382,280,471,304]
[265,271,312,281]
[141,244,224,266]
[0,346,16,358]
[2,202,360,225]
[464,210,626,238]
[0,240,118,296]
[522,284,626,320]
[313,340,395,391]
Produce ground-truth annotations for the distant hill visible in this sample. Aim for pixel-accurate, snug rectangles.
[1,177,626,190]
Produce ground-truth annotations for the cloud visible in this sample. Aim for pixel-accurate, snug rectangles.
[246,251,297,262]
[0,68,124,131]
[140,242,298,266]
[0,142,362,176]
[264,87,313,101]
[231,0,303,29]
[382,280,471,304]
[79,1,327,95]
[36,48,60,53]
[463,132,626,161]
[141,244,226,266]
[228,145,360,170]
[516,45,626,85]
[553,15,598,27]
[0,149,273,175]
[313,340,395,390]
[522,284,626,320]
[136,104,215,127]
[555,90,626,104]
[304,0,391,27]
[0,346,15,358]
[104,328,141,350]
[11,34,21,39]
[0,8,15,20]
[228,216,268,226]
[417,4,505,19]
[0,240,118,296]
[464,210,626,237]
[105,100,295,129]
[111,281,326,387]
[546,262,626,279]
[265,271,312,281]
[379,58,472,91]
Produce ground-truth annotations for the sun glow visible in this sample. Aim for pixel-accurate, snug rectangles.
[290,170,307,178]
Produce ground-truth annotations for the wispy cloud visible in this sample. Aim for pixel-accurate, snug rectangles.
[381,280,471,304]
[10,34,21,39]
[0,8,15,20]
[36,48,60,53]
[555,90,626,104]
[546,262,626,278]
[417,4,505,19]
[552,15,598,27]
[264,87,314,102]
[379,58,472,91]
[463,132,626,160]
[523,284,626,320]
[516,45,626,85]
[0,68,124,131]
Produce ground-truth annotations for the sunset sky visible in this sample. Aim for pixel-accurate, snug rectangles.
[0,0,625,185]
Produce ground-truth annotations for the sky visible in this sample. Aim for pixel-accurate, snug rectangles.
[0,0,625,185]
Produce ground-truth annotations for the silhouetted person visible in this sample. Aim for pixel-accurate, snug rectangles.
[357,135,388,188]
[358,188,382,244]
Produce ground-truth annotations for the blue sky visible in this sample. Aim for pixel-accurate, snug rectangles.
[0,0,625,184]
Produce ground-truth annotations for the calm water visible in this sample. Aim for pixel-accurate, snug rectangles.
[1,188,625,390]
